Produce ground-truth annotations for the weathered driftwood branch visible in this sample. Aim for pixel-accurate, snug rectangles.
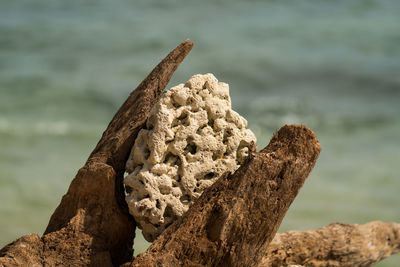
[262,221,400,267]
[0,40,193,267]
[3,40,395,267]
[124,125,321,267]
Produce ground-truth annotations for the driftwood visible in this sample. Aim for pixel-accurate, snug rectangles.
[262,221,400,267]
[1,40,399,267]
[0,40,193,267]
[124,125,321,267]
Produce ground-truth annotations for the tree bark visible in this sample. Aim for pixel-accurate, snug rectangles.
[0,40,193,267]
[262,221,400,267]
[125,125,321,267]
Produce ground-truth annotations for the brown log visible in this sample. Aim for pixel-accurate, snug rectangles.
[262,221,400,267]
[125,125,321,267]
[0,40,193,267]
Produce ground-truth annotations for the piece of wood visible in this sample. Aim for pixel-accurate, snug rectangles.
[125,125,321,267]
[0,40,193,267]
[261,221,400,267]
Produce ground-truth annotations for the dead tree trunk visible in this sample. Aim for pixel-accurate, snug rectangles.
[124,125,321,267]
[0,40,193,267]
[262,221,400,267]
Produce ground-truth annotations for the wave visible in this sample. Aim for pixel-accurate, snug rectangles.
[0,119,101,137]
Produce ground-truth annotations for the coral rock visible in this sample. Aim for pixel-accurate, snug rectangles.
[124,74,256,241]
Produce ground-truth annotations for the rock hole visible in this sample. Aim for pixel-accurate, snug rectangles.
[208,118,215,128]
[196,124,207,134]
[143,146,150,160]
[171,118,180,127]
[184,137,197,155]
[163,205,174,218]
[172,100,181,108]
[159,185,170,195]
[172,111,189,127]
[156,199,161,209]
[146,115,155,130]
[146,122,154,131]
[177,111,187,121]
[163,152,177,164]
[223,129,232,144]
[187,97,195,105]
[180,194,191,204]
[176,157,181,166]
[125,185,133,194]
[204,172,215,180]
[172,112,190,126]
[212,153,219,161]
[135,163,144,169]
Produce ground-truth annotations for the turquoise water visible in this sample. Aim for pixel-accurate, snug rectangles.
[1,0,399,265]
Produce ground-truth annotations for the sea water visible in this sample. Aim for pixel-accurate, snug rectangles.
[0,0,399,265]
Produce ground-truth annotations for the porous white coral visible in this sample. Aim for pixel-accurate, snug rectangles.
[124,74,256,241]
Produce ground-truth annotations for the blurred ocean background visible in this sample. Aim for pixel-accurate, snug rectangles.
[1,0,399,265]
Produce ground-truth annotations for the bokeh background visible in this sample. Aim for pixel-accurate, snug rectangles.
[1,0,399,265]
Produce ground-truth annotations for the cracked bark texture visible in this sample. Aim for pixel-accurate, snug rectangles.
[262,221,400,267]
[124,125,321,267]
[0,40,193,267]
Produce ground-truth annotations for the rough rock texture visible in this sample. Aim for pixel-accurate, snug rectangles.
[125,73,256,241]
[0,40,193,267]
[123,125,321,267]
[262,221,400,267]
